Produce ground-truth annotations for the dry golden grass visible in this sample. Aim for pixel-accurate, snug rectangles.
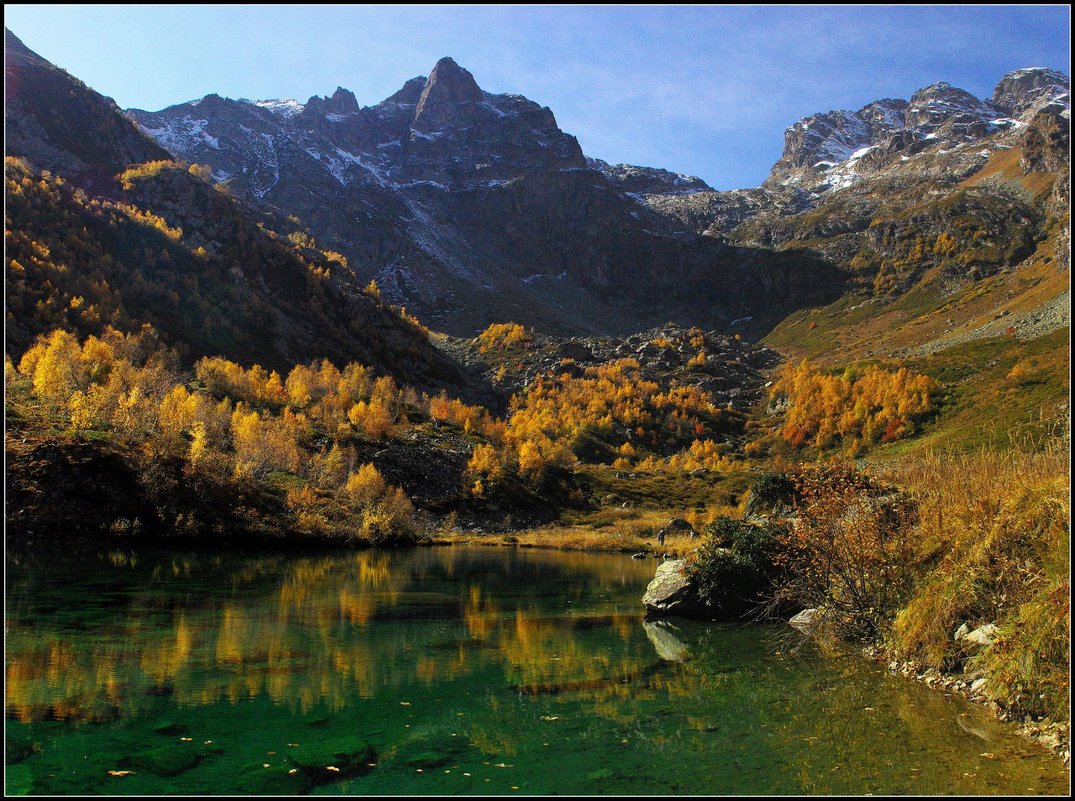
[440,502,745,556]
[878,440,1070,721]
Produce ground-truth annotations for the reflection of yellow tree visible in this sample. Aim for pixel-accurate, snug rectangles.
[5,548,660,725]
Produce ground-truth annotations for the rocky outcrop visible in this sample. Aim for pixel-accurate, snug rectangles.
[642,559,707,617]
[587,158,712,195]
[789,608,820,633]
[448,321,783,415]
[992,67,1070,117]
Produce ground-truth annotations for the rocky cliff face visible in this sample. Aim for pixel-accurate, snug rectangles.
[126,57,844,337]
[527,68,1068,308]
[646,69,1070,303]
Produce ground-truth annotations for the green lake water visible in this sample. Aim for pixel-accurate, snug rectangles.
[5,544,1069,795]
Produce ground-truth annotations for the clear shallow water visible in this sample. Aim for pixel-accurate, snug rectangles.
[5,544,1068,795]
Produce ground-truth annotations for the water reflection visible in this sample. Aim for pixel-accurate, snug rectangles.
[5,545,1068,796]
[6,547,657,723]
[643,620,690,663]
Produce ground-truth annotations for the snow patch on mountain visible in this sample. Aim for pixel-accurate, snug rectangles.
[251,98,305,118]
[138,115,220,152]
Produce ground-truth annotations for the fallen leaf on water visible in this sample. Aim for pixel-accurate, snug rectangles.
[287,743,299,747]
[400,701,412,706]
[540,716,560,721]
[326,766,340,772]
[288,769,298,775]
[107,771,134,777]
[980,753,996,759]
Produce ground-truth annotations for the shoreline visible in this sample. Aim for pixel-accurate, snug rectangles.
[7,514,1070,768]
[861,644,1071,768]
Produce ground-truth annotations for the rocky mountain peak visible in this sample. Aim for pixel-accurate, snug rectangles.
[905,81,999,130]
[327,86,359,114]
[856,98,908,136]
[414,57,484,130]
[993,67,1070,117]
[302,85,359,118]
[772,109,871,173]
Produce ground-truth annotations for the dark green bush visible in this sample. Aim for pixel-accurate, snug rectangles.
[745,471,797,517]
[690,516,787,617]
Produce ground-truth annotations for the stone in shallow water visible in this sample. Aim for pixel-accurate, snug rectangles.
[5,763,33,796]
[236,762,309,795]
[789,608,820,632]
[395,732,471,769]
[152,719,189,736]
[642,559,707,617]
[6,731,38,764]
[289,736,377,783]
[127,744,202,777]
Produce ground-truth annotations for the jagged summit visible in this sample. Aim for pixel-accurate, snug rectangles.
[115,49,1067,337]
[766,67,1069,190]
[993,67,1070,116]
[414,57,484,130]
[304,86,359,117]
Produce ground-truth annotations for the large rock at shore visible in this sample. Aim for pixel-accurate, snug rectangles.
[642,559,709,617]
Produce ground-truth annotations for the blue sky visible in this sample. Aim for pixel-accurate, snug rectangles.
[5,5,1070,189]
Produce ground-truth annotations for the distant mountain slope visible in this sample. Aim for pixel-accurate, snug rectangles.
[4,29,171,178]
[6,26,1068,359]
[127,57,845,337]
[3,32,471,393]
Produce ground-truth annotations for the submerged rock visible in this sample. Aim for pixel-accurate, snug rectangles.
[289,736,376,781]
[126,744,202,777]
[237,762,309,795]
